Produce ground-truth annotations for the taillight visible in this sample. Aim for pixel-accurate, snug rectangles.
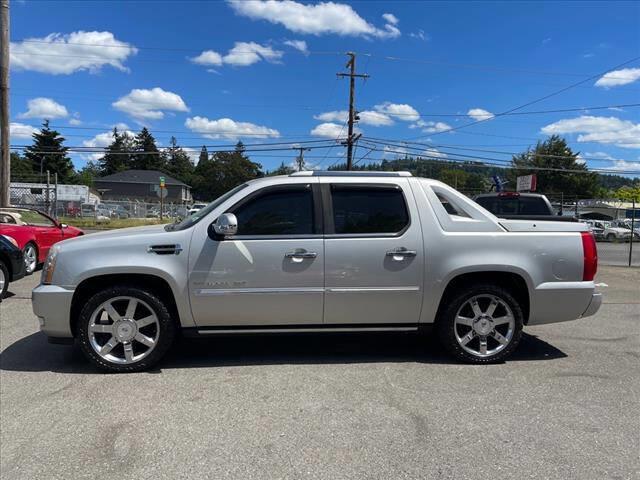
[581,232,598,281]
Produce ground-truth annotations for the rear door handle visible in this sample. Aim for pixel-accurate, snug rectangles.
[285,249,318,261]
[386,247,417,259]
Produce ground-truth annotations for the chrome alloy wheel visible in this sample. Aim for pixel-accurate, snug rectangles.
[88,296,160,365]
[454,294,516,358]
[0,266,5,292]
[24,244,37,274]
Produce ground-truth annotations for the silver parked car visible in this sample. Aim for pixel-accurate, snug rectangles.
[33,172,601,372]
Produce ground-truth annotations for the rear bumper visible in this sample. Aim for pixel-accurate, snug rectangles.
[32,284,74,338]
[528,281,601,325]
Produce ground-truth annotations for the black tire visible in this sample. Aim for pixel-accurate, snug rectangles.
[436,283,524,364]
[0,261,9,300]
[606,233,616,242]
[76,285,176,373]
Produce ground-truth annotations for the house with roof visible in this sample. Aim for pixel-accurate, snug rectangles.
[93,170,192,203]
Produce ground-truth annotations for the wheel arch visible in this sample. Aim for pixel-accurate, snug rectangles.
[436,270,530,324]
[70,273,181,337]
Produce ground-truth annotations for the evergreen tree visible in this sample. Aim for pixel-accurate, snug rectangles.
[198,145,209,166]
[98,128,132,175]
[77,161,102,187]
[23,120,75,183]
[132,127,164,170]
[165,136,195,184]
[510,135,598,197]
[10,152,35,179]
[268,161,295,176]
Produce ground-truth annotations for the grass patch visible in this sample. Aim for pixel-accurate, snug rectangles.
[60,217,169,230]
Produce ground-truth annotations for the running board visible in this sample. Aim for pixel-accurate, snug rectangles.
[183,324,420,337]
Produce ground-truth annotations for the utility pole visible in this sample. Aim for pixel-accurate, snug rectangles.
[293,146,310,171]
[0,0,10,207]
[337,52,368,170]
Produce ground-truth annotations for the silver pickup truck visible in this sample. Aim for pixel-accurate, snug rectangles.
[33,171,601,372]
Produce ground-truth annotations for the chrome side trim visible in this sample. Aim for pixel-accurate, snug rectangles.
[326,286,420,293]
[196,326,419,334]
[194,287,324,296]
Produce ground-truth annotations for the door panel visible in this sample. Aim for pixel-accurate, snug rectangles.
[190,239,324,326]
[188,182,324,326]
[323,181,424,324]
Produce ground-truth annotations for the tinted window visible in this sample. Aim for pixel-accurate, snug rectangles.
[476,196,550,215]
[233,187,314,235]
[331,186,409,234]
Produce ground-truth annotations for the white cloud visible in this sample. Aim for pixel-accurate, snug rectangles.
[113,88,189,121]
[422,121,452,133]
[81,127,136,161]
[374,102,419,122]
[595,68,640,88]
[609,160,640,172]
[422,148,447,159]
[228,0,400,39]
[283,39,308,54]
[69,118,82,126]
[314,109,393,126]
[310,122,353,138]
[18,97,68,119]
[185,116,280,140]
[314,111,347,123]
[467,108,494,121]
[190,50,223,66]
[191,42,283,68]
[223,42,283,66]
[541,116,640,149]
[409,29,428,41]
[10,122,39,139]
[11,31,137,75]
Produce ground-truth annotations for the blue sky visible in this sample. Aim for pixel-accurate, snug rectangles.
[8,0,640,174]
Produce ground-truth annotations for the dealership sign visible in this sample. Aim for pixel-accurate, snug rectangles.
[516,174,537,192]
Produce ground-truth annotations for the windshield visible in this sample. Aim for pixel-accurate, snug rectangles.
[166,184,248,231]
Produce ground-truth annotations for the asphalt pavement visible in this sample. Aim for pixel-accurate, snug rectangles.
[597,240,639,267]
[1,267,638,480]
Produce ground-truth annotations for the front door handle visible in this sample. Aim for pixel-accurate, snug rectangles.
[285,249,318,262]
[386,247,417,259]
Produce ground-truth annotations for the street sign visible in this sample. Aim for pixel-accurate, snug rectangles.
[159,176,165,188]
[516,174,537,192]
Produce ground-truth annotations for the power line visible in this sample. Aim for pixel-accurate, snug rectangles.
[409,55,640,139]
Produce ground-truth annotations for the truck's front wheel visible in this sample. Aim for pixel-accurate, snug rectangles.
[437,284,523,363]
[77,286,176,372]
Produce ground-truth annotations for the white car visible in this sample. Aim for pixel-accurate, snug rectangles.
[188,203,207,216]
[585,220,632,242]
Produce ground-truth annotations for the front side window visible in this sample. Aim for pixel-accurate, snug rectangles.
[233,187,315,236]
[331,185,409,234]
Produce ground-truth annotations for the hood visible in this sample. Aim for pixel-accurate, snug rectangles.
[58,223,169,246]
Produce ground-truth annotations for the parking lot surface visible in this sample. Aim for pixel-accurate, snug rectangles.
[1,267,638,480]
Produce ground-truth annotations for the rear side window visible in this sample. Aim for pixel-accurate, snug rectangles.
[331,185,409,234]
[233,187,315,235]
[476,196,549,215]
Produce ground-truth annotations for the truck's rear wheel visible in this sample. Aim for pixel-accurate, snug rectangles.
[437,284,523,364]
[77,286,176,372]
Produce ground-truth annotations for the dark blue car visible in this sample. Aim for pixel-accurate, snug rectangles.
[0,235,26,300]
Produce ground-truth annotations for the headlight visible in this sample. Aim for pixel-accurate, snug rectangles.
[2,235,18,248]
[41,247,59,285]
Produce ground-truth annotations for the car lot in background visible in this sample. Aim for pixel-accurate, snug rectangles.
[188,203,207,215]
[0,265,637,479]
[583,220,633,242]
[0,208,84,274]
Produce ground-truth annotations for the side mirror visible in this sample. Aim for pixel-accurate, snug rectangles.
[209,213,238,239]
[60,223,68,229]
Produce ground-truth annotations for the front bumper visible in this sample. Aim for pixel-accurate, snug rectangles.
[528,281,602,325]
[32,284,75,338]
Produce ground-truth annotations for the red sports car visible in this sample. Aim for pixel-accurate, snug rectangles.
[0,208,84,275]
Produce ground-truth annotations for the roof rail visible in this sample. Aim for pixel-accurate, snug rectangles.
[290,171,412,177]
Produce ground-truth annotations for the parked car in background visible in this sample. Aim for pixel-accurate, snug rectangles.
[104,204,130,219]
[582,220,605,240]
[610,219,640,240]
[81,204,110,223]
[188,203,207,216]
[588,220,632,242]
[0,208,84,274]
[33,171,601,372]
[0,234,26,300]
[474,192,577,222]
